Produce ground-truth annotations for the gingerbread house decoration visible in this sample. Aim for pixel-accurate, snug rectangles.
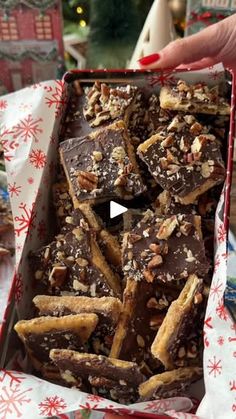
[0,0,64,93]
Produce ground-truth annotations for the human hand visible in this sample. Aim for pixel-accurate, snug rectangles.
[138,14,236,72]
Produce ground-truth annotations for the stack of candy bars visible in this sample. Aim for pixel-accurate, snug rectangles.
[14,78,230,404]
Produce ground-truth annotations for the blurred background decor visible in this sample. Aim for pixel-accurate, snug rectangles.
[0,0,65,93]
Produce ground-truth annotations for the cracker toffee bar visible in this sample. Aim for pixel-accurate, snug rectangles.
[137,114,225,204]
[33,295,122,355]
[50,349,145,403]
[13,77,231,404]
[122,210,209,284]
[14,313,98,377]
[30,209,121,298]
[60,121,146,206]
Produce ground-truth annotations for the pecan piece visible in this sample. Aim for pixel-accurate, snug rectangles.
[77,171,98,191]
[156,216,178,240]
[143,269,155,283]
[148,255,163,269]
[49,266,67,287]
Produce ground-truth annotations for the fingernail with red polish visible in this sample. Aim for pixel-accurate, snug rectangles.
[138,53,161,66]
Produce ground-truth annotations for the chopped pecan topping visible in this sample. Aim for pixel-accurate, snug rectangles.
[194,292,203,305]
[111,146,126,161]
[143,269,155,283]
[77,171,98,191]
[149,314,165,329]
[92,151,103,162]
[148,255,163,269]
[129,233,142,243]
[156,216,178,240]
[137,334,145,348]
[49,266,67,287]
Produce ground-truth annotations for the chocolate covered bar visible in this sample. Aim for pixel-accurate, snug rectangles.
[33,295,122,355]
[50,349,145,403]
[151,274,204,370]
[30,210,121,298]
[137,114,225,204]
[59,121,146,205]
[14,313,98,377]
[139,366,202,401]
[110,279,179,374]
[83,81,140,128]
[53,182,121,268]
[160,80,230,115]
[122,210,209,284]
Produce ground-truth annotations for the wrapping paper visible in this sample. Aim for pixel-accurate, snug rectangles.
[0,67,235,419]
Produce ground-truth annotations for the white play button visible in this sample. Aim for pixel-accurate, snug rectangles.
[110,201,127,219]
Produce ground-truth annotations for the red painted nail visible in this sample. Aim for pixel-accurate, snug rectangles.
[138,53,161,66]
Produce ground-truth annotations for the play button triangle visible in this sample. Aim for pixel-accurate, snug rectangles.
[110,201,127,219]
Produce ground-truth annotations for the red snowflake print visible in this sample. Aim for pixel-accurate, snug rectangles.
[27,177,34,184]
[203,316,213,347]
[0,384,32,418]
[0,370,25,387]
[8,182,22,198]
[216,299,228,321]
[217,336,224,345]
[230,380,236,391]
[221,252,227,259]
[144,399,171,412]
[79,402,98,411]
[232,402,236,412]
[147,71,176,87]
[207,356,222,377]
[0,127,19,161]
[87,394,105,403]
[13,114,43,143]
[213,255,220,273]
[38,395,67,416]
[29,149,46,169]
[37,220,46,240]
[210,278,223,301]
[45,80,68,117]
[14,202,36,237]
[228,336,236,343]
[14,273,23,303]
[0,99,7,110]
[217,224,226,244]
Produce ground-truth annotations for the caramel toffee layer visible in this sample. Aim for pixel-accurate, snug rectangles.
[139,366,203,401]
[60,122,145,203]
[137,115,225,203]
[30,210,120,297]
[122,211,209,283]
[151,275,204,370]
[110,279,179,374]
[160,80,230,115]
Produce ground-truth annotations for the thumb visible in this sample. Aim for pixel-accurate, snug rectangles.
[139,21,224,70]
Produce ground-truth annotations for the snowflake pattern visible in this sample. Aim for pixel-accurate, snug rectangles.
[0,127,19,161]
[87,394,105,403]
[217,224,226,243]
[14,273,23,303]
[144,399,171,412]
[230,380,236,391]
[29,149,46,169]
[147,71,176,87]
[8,182,22,198]
[0,371,25,387]
[216,299,228,321]
[207,356,222,377]
[27,177,34,184]
[0,100,7,110]
[210,278,223,301]
[217,336,224,345]
[12,114,43,143]
[38,395,67,416]
[45,80,68,117]
[14,202,36,237]
[213,255,220,273]
[0,384,32,418]
[209,70,224,80]
[203,316,213,348]
[78,402,98,411]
